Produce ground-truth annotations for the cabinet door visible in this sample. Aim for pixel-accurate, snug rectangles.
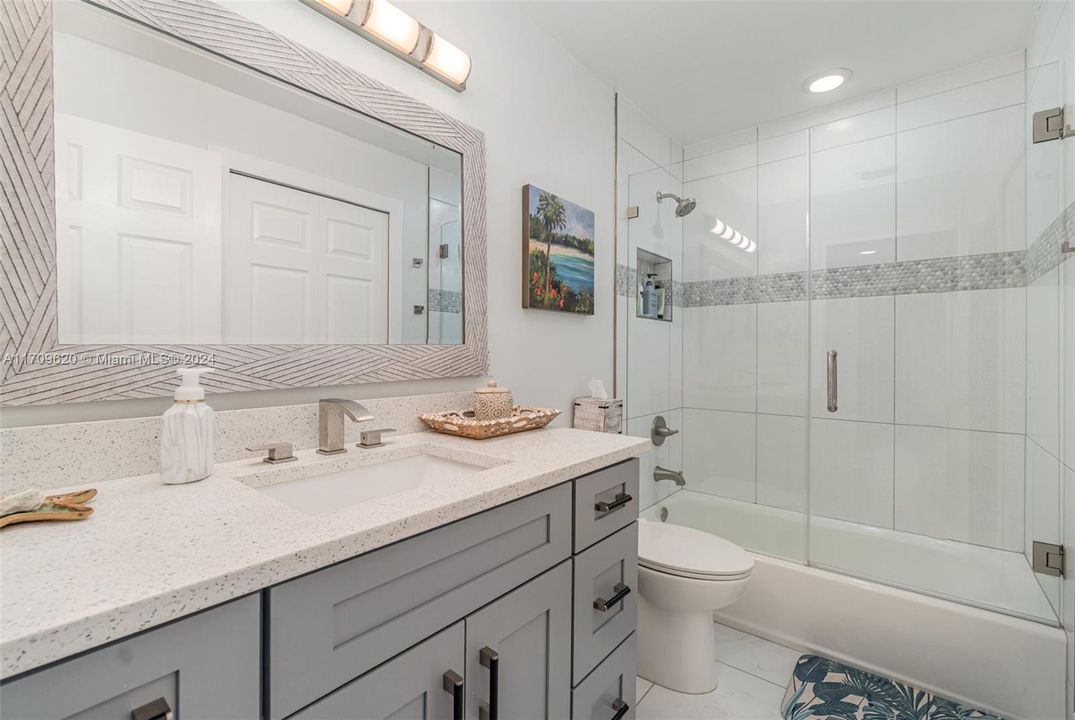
[291,623,465,720]
[0,595,259,720]
[466,561,572,720]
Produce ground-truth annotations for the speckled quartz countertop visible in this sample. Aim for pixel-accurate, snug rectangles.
[0,427,650,679]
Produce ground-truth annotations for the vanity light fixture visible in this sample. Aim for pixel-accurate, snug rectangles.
[300,0,472,91]
[804,68,852,94]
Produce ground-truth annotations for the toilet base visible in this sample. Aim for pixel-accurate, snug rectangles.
[637,593,718,694]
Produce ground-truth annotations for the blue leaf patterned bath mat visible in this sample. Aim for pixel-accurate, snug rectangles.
[781,654,1004,720]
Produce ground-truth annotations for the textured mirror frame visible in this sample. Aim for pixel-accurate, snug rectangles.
[0,0,488,405]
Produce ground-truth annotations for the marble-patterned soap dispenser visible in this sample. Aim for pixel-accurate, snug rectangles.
[161,367,214,485]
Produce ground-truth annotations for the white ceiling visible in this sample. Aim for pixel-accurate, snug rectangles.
[515,1,1040,146]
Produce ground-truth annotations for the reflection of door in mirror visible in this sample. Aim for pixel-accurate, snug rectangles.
[56,113,223,344]
[225,174,389,344]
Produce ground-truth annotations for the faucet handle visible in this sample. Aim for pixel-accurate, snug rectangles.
[247,442,297,464]
[358,428,396,449]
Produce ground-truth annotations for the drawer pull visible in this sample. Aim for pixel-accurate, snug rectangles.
[593,582,631,612]
[442,669,464,720]
[610,699,630,720]
[479,646,499,720]
[595,493,632,514]
[131,698,174,720]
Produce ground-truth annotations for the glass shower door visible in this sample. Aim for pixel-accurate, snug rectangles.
[806,58,1063,625]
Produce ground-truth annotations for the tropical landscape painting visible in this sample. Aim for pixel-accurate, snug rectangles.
[522,184,595,314]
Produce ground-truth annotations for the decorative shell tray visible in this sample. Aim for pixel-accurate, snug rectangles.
[419,406,560,440]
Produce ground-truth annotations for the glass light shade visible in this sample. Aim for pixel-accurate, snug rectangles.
[313,0,354,15]
[423,32,472,86]
[361,0,421,54]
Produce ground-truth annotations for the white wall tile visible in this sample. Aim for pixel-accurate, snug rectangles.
[758,89,895,140]
[810,135,896,268]
[810,106,895,152]
[682,143,756,182]
[757,129,807,164]
[628,165,677,263]
[897,50,1024,103]
[628,309,671,419]
[628,408,683,511]
[1028,268,1062,458]
[896,71,1024,132]
[757,414,806,511]
[682,304,756,413]
[894,425,1024,551]
[685,128,756,160]
[683,167,758,281]
[683,408,756,502]
[757,155,808,276]
[810,418,894,528]
[757,300,807,416]
[1064,259,1074,470]
[1026,62,1063,245]
[1027,0,1071,69]
[1026,439,1062,614]
[811,295,895,423]
[895,288,1026,434]
[896,104,1025,261]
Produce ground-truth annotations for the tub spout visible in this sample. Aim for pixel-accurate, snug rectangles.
[654,466,685,486]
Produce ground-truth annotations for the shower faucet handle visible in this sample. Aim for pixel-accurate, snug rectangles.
[651,415,679,446]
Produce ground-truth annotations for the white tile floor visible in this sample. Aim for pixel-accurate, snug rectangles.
[634,622,802,720]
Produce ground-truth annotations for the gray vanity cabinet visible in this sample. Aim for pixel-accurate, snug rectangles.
[0,595,260,720]
[289,622,466,720]
[465,561,572,720]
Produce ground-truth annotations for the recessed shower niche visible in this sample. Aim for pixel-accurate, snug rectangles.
[635,248,673,322]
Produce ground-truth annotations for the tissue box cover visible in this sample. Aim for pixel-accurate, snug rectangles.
[573,397,623,434]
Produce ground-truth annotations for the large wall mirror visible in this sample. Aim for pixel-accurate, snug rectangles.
[1,0,487,404]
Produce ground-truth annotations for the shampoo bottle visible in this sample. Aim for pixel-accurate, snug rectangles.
[642,275,657,318]
[161,367,214,485]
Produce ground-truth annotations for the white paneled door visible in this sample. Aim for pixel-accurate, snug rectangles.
[55,113,223,343]
[226,174,389,344]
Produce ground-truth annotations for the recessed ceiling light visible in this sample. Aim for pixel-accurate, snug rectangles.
[805,69,852,94]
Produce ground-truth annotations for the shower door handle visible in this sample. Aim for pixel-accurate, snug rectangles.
[826,350,838,413]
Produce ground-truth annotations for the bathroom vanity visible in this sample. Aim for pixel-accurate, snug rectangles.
[0,429,647,720]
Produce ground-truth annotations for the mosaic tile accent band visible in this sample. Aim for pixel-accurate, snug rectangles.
[619,201,1074,307]
[427,288,463,314]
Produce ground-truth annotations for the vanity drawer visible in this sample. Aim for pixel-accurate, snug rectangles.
[572,522,638,684]
[0,595,260,720]
[572,634,637,720]
[266,482,571,720]
[574,459,639,552]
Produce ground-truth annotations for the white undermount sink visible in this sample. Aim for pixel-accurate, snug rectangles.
[249,453,484,515]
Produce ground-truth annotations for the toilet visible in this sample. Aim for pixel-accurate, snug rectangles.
[636,518,754,694]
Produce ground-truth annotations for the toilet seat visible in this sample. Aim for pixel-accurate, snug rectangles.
[638,519,753,581]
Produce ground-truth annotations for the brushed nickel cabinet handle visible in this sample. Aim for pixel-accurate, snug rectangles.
[479,646,499,720]
[595,493,632,514]
[826,350,838,413]
[131,698,174,720]
[442,669,464,720]
[593,583,631,612]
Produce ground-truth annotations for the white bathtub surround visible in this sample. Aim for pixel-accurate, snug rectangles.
[0,427,649,679]
[0,391,473,494]
[642,493,1065,720]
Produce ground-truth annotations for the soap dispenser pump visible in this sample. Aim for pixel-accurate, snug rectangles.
[161,367,215,485]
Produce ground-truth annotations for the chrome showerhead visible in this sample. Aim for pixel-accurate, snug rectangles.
[656,191,697,217]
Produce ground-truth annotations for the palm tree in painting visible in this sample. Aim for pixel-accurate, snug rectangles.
[536,192,567,308]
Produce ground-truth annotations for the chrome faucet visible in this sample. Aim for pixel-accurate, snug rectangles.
[318,398,374,455]
[654,466,685,487]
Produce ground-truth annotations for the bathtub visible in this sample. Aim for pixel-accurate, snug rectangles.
[643,490,1067,720]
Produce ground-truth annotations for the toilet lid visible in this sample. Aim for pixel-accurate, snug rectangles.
[638,520,754,579]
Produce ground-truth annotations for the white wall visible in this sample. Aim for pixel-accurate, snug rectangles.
[1,1,616,426]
